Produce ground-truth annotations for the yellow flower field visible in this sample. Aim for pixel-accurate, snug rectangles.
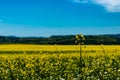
[0,44,120,80]
[0,44,119,51]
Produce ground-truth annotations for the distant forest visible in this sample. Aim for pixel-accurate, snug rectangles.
[0,34,120,45]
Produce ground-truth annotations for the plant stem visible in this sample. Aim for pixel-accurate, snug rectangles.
[79,43,83,79]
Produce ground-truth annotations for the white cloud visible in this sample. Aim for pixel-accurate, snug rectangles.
[73,0,88,3]
[93,0,120,12]
[72,0,120,12]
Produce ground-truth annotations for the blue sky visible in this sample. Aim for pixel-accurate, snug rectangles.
[0,0,120,37]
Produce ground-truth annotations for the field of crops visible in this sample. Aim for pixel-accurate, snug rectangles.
[0,44,120,80]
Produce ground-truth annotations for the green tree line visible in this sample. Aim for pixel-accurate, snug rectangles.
[0,34,120,45]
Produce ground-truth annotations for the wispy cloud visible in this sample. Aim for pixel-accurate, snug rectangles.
[72,0,120,12]
[93,0,120,12]
[72,0,88,3]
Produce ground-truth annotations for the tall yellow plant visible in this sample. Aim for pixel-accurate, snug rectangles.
[75,34,85,79]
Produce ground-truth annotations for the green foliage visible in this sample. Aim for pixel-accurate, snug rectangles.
[0,34,120,45]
